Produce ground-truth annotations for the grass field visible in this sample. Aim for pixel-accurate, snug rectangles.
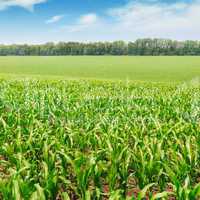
[0,56,200,199]
[0,56,200,82]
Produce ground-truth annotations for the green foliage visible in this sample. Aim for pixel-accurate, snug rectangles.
[1,39,200,56]
[0,79,199,199]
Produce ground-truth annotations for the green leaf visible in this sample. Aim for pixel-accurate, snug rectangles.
[138,183,155,200]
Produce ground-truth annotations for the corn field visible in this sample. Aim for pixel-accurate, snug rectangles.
[0,79,200,200]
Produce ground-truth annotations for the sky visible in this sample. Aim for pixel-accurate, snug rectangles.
[0,0,200,44]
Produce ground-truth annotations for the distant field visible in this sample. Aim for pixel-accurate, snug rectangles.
[0,56,200,82]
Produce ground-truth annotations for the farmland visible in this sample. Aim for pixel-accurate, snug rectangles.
[0,56,200,82]
[0,56,200,199]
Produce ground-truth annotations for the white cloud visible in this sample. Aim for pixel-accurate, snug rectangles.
[0,0,47,11]
[79,13,97,25]
[105,0,200,40]
[46,15,64,24]
[2,0,200,43]
[55,1,200,41]
[63,13,98,33]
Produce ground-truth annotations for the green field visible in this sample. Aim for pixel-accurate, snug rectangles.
[0,57,200,199]
[0,56,200,82]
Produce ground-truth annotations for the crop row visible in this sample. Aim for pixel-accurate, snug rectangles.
[0,79,199,199]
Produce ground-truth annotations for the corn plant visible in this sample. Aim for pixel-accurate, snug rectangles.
[0,79,199,199]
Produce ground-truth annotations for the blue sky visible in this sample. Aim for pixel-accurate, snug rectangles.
[0,0,199,44]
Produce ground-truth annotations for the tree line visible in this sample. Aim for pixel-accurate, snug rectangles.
[1,39,200,56]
